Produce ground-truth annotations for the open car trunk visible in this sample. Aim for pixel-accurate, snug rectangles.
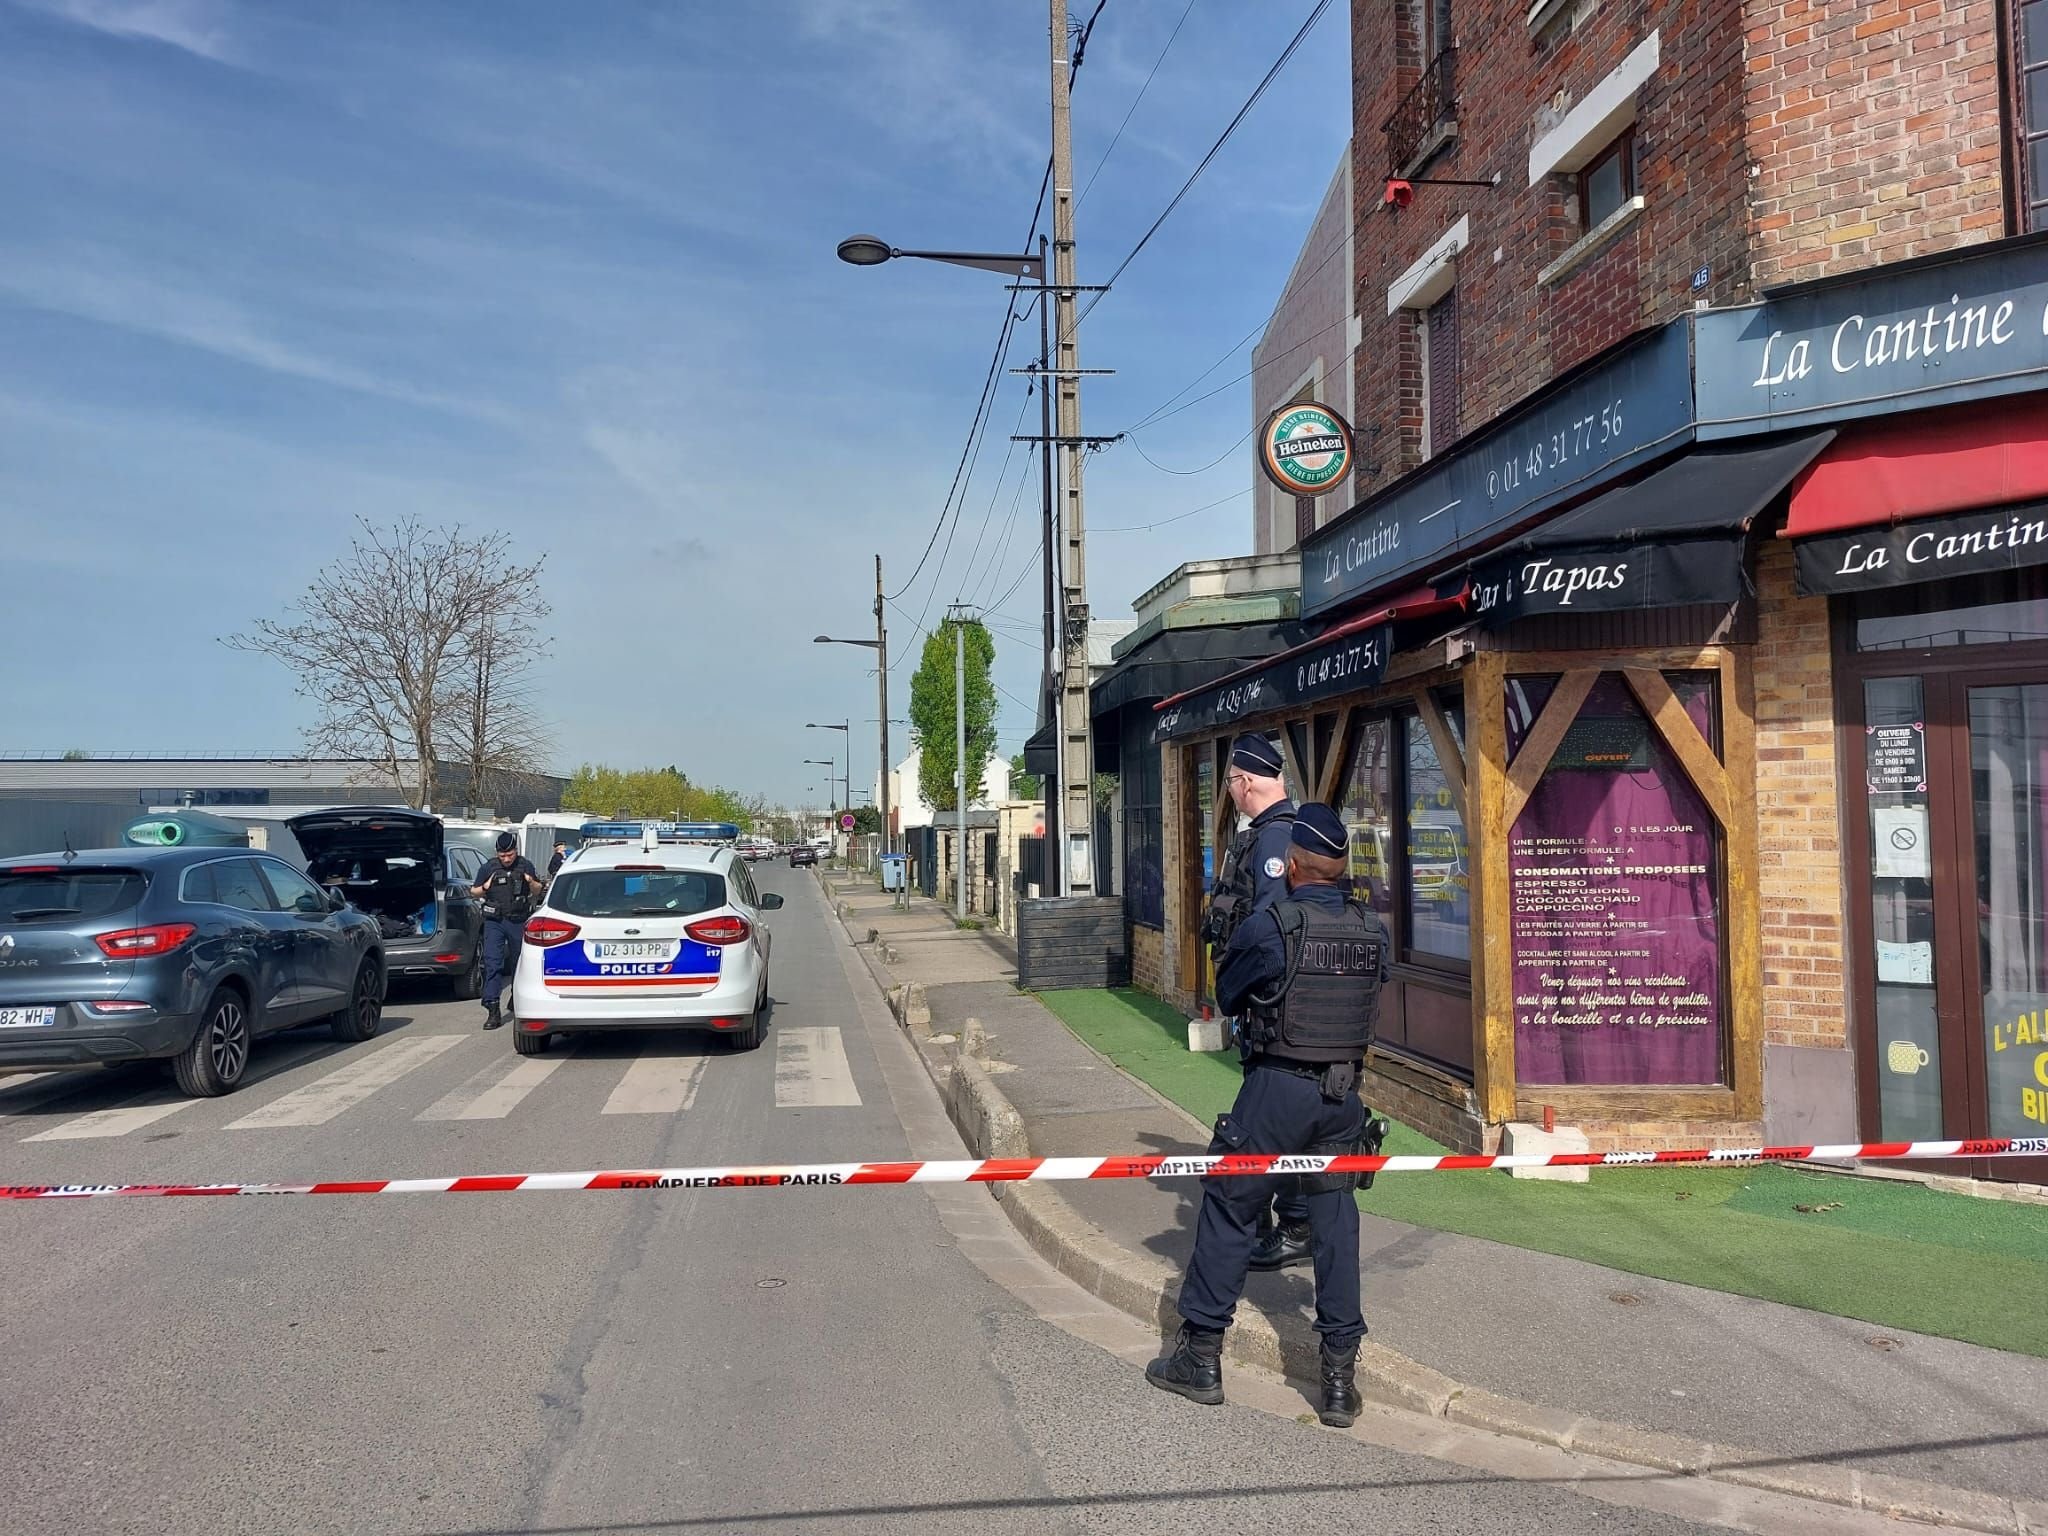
[287,807,445,941]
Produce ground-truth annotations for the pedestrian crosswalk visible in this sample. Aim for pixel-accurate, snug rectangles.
[0,1026,865,1144]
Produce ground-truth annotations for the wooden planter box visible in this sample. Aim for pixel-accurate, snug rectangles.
[1017,896,1129,991]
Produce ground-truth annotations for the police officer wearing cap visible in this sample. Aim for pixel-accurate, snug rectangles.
[1148,801,1389,1426]
[1201,733,1314,1265]
[470,832,544,1031]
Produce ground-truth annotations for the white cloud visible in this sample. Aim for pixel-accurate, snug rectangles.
[0,248,514,425]
[15,0,240,63]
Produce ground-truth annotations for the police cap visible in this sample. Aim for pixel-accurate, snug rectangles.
[1229,733,1283,778]
[1289,802,1348,857]
[495,831,519,853]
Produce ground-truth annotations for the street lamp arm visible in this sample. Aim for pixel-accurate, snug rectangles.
[815,635,882,649]
[835,235,1043,281]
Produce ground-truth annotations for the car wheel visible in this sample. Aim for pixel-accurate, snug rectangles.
[173,988,251,1097]
[450,941,483,1001]
[511,1024,551,1057]
[330,959,384,1042]
[724,981,766,1052]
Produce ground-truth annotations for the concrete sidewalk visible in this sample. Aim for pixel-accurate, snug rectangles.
[822,873,2048,1534]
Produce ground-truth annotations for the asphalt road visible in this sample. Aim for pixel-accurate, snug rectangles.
[0,865,1910,1535]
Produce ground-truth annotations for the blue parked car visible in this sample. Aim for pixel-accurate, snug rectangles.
[0,846,386,1096]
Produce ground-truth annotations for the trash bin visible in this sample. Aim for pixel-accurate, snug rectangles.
[880,854,907,893]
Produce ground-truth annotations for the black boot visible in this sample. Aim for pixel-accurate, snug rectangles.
[1145,1324,1224,1406]
[1249,1219,1314,1271]
[482,1000,504,1031]
[1318,1339,1362,1427]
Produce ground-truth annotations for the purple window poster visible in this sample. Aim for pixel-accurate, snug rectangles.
[1510,676,1724,1085]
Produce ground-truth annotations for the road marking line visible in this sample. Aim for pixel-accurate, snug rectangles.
[24,1096,197,1141]
[225,1035,463,1129]
[418,1053,570,1121]
[600,1050,707,1116]
[774,1026,861,1108]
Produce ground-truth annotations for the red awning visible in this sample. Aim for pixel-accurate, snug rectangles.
[1784,395,2048,539]
[1151,586,1464,714]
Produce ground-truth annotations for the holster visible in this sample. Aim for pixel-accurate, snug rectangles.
[1303,1111,1393,1194]
[1200,894,1243,948]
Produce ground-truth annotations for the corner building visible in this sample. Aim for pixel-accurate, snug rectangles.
[1145,0,2048,1182]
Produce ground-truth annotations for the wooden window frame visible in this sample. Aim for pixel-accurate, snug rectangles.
[1468,648,1762,1128]
[1575,126,1636,231]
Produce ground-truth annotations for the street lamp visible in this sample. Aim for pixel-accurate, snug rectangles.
[804,760,838,814]
[838,232,1068,894]
[805,720,851,829]
[817,621,892,867]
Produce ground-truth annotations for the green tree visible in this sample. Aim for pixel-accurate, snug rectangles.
[850,804,883,835]
[908,618,997,812]
[562,764,759,829]
[1009,751,1042,800]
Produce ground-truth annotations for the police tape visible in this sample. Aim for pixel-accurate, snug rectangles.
[3,1137,2044,1200]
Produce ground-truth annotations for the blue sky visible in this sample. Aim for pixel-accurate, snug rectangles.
[0,0,1350,807]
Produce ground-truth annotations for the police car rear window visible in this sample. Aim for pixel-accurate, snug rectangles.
[548,870,725,918]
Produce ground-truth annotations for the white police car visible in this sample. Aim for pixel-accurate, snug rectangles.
[508,822,779,1054]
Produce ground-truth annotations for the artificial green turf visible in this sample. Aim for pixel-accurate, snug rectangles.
[1036,987,2048,1358]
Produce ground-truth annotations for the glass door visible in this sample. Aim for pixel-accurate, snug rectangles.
[1965,685,2048,1149]
[1849,670,2048,1182]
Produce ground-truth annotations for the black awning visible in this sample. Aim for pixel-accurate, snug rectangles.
[1451,431,1835,625]
[1022,718,1056,779]
[1090,619,1311,717]
[1794,498,2048,595]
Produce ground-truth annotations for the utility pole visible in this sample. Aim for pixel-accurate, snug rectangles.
[875,555,891,871]
[950,607,969,921]
[1049,0,1094,895]
[1035,231,1062,895]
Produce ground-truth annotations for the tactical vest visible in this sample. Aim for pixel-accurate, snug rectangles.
[1245,898,1383,1064]
[1202,807,1295,947]
[480,863,534,922]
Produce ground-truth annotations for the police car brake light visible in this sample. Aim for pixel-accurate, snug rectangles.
[523,915,580,947]
[685,915,750,945]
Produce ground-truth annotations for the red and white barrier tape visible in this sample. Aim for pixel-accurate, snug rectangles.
[3,1137,2042,1200]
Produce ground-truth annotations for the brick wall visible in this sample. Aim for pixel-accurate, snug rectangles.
[1750,540,1849,1049]
[1744,0,2008,287]
[1350,0,1751,483]
[1130,923,1167,998]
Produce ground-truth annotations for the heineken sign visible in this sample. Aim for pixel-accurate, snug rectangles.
[1260,402,1355,497]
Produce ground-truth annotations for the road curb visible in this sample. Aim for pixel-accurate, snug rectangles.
[823,890,2037,1532]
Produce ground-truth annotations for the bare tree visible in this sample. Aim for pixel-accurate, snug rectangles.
[445,604,553,813]
[225,518,547,810]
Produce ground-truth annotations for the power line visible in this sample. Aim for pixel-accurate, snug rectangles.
[1071,0,1337,336]
[1076,0,1198,211]
[1127,421,1256,476]
[1092,486,1248,534]
[886,155,1055,605]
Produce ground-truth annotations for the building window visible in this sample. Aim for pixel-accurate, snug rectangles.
[2020,0,2048,231]
[1421,290,1459,457]
[1336,710,1468,966]
[1577,128,1634,231]
[1403,711,1469,963]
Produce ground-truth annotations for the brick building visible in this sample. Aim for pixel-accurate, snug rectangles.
[1137,0,2048,1183]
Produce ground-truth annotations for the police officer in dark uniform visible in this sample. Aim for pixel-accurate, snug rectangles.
[1148,802,1390,1427]
[1200,734,1315,1266]
[470,831,544,1031]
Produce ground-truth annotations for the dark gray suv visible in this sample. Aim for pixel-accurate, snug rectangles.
[0,847,386,1096]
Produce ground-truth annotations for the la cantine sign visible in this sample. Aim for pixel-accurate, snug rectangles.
[1260,402,1355,497]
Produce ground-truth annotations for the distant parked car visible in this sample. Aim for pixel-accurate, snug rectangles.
[288,808,485,999]
[0,847,386,1096]
[789,845,819,868]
